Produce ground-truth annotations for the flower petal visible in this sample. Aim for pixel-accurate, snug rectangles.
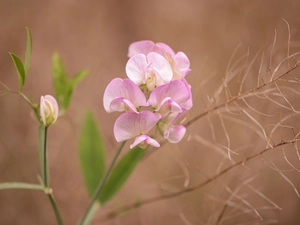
[164,125,186,143]
[174,51,190,72]
[103,78,147,113]
[126,54,148,85]
[156,42,176,56]
[128,40,155,57]
[148,80,190,111]
[130,134,160,149]
[147,52,173,83]
[113,111,161,142]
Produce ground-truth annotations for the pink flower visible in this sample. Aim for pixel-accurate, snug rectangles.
[114,111,162,148]
[148,80,192,116]
[128,40,191,80]
[103,78,148,113]
[158,111,187,144]
[165,125,186,143]
[125,52,173,91]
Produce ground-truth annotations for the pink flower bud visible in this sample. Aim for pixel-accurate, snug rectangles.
[40,95,59,126]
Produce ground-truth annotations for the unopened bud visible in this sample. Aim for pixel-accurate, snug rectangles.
[40,95,59,126]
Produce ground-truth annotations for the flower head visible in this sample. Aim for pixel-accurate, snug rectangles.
[104,40,193,148]
[40,95,59,127]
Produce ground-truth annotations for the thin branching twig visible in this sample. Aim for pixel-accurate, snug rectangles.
[99,139,299,223]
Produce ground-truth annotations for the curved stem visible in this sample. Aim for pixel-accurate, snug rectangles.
[78,141,126,225]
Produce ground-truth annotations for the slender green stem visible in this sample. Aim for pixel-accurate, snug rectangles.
[0,82,40,120]
[48,194,64,225]
[42,125,64,225]
[79,141,126,225]
[43,126,48,187]
[19,92,40,120]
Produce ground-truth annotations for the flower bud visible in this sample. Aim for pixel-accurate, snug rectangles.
[40,95,59,126]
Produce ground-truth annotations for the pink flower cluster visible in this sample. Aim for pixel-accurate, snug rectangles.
[103,40,193,149]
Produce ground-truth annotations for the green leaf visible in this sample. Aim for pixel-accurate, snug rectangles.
[52,53,88,111]
[71,69,89,87]
[10,53,25,91]
[52,53,69,110]
[99,146,145,204]
[0,182,43,191]
[24,27,32,76]
[79,111,105,197]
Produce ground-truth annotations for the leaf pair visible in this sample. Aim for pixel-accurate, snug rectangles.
[52,53,88,112]
[78,112,145,205]
[10,27,32,92]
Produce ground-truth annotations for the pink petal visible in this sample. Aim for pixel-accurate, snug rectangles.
[130,134,160,149]
[128,40,155,57]
[126,54,148,85]
[174,51,190,72]
[110,98,139,113]
[114,111,161,142]
[156,42,175,56]
[179,79,193,110]
[164,125,186,143]
[148,80,190,111]
[103,78,147,113]
[147,52,173,83]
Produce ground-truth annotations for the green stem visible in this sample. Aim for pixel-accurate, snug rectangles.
[42,125,64,225]
[19,92,40,120]
[48,194,64,225]
[78,141,126,225]
[43,126,48,187]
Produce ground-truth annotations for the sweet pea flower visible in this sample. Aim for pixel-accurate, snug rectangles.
[125,52,173,91]
[165,125,186,143]
[148,80,192,117]
[157,111,187,143]
[103,78,148,113]
[114,111,162,149]
[40,95,59,127]
[128,40,191,80]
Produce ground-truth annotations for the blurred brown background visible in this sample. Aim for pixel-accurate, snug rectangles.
[1,0,300,225]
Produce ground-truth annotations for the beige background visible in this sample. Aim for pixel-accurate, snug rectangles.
[0,1,300,225]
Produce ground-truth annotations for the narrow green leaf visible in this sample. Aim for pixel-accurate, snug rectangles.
[0,182,43,191]
[79,111,105,197]
[72,69,89,87]
[10,53,25,91]
[24,27,32,76]
[99,146,145,204]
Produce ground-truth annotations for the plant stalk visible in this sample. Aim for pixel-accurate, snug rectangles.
[78,141,126,225]
[42,125,64,225]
